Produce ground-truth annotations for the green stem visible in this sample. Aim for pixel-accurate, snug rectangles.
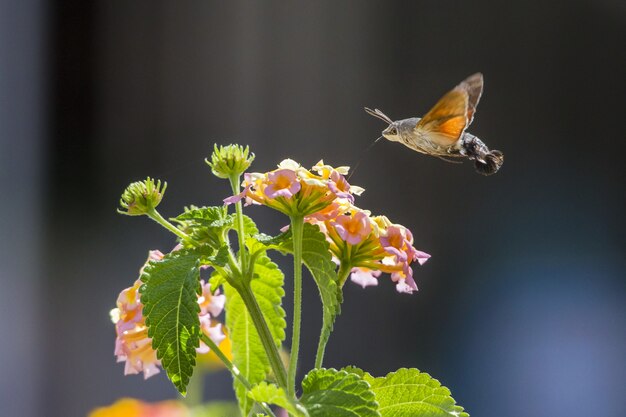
[229,174,248,272]
[314,261,351,369]
[237,283,289,391]
[288,215,304,396]
[200,334,276,417]
[336,260,353,289]
[147,209,196,245]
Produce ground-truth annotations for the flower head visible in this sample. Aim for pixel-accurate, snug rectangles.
[118,178,166,216]
[225,159,362,217]
[206,144,255,179]
[307,205,429,294]
[112,278,162,379]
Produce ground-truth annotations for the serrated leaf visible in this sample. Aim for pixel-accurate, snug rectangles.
[252,224,340,363]
[341,366,366,378]
[200,245,230,268]
[140,248,204,395]
[174,206,233,248]
[176,206,233,228]
[300,368,380,417]
[248,382,308,417]
[242,214,259,236]
[363,368,469,417]
[223,253,286,415]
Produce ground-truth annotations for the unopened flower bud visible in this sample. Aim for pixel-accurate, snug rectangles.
[118,177,166,216]
[206,144,254,179]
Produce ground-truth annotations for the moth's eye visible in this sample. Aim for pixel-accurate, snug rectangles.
[389,128,397,135]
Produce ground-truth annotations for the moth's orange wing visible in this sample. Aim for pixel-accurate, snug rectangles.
[415,73,484,146]
[415,88,469,146]
[458,73,483,126]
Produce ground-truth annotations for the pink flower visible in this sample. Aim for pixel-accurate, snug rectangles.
[264,169,301,199]
[395,279,416,294]
[197,281,227,353]
[223,160,363,217]
[113,279,161,379]
[198,280,225,317]
[197,316,226,354]
[138,250,165,274]
[328,171,354,202]
[332,211,372,245]
[350,267,381,288]
[319,211,430,294]
[223,193,244,205]
[414,250,431,266]
[380,225,415,262]
[390,263,418,294]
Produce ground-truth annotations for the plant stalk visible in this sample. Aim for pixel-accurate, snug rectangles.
[288,215,304,396]
[237,283,289,391]
[147,209,195,244]
[200,334,276,417]
[229,174,248,272]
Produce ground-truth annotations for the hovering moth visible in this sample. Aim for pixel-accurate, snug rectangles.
[365,73,503,175]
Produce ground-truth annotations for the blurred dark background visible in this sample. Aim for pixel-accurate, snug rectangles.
[1,1,625,416]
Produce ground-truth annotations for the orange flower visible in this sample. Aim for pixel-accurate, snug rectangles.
[88,398,188,417]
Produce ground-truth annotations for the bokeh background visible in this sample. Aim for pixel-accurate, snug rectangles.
[2,1,625,416]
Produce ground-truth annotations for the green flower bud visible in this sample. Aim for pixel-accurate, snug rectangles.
[206,144,255,179]
[118,177,167,216]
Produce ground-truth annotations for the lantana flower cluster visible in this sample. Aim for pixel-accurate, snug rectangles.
[225,159,364,217]
[226,159,430,293]
[308,208,430,293]
[111,250,226,379]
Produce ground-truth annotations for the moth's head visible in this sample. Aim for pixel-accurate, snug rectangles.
[364,107,400,142]
[382,122,401,143]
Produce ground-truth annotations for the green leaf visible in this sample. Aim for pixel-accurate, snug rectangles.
[139,248,204,395]
[242,214,259,236]
[299,224,342,358]
[176,205,233,228]
[248,382,308,417]
[223,253,286,415]
[300,368,380,417]
[200,245,230,268]
[252,224,340,360]
[363,368,469,417]
[174,206,233,248]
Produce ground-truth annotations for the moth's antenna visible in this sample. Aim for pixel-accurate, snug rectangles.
[364,107,393,124]
[348,136,383,181]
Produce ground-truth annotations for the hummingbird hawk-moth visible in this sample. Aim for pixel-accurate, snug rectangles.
[365,73,503,175]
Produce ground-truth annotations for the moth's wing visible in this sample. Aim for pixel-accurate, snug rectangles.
[457,72,483,126]
[415,87,469,146]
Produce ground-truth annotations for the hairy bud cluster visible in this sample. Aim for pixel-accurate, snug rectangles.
[118,177,166,216]
[206,144,255,179]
